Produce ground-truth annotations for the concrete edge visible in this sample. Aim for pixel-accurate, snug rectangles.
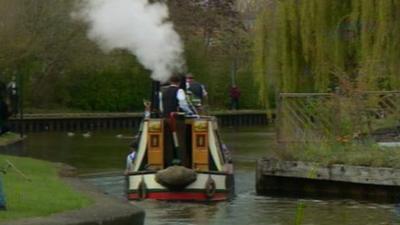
[0,175,145,225]
[257,157,400,186]
[256,157,400,202]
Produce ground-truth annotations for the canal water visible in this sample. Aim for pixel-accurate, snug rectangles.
[14,127,400,225]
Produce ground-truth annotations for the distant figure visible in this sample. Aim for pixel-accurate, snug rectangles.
[0,98,10,135]
[7,76,18,115]
[0,82,6,100]
[125,138,138,175]
[230,85,241,110]
[0,177,5,210]
[161,75,194,118]
[186,73,207,108]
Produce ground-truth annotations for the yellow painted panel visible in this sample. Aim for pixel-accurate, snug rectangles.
[192,131,209,171]
[148,150,163,165]
[194,150,208,163]
[195,164,209,171]
[147,119,164,169]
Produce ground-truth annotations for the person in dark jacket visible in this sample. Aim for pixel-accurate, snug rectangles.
[0,97,10,135]
[161,75,194,118]
[0,82,6,103]
[161,75,195,166]
[186,73,207,107]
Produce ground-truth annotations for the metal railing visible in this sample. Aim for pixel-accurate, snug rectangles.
[277,91,400,143]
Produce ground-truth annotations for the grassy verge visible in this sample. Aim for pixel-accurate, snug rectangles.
[276,140,400,168]
[0,133,21,146]
[0,154,93,222]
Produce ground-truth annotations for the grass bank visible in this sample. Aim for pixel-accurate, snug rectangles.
[0,154,93,222]
[276,140,400,168]
[0,133,21,147]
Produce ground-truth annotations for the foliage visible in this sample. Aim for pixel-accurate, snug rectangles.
[253,0,400,108]
[0,0,261,112]
[277,83,400,168]
[0,154,92,221]
[169,0,261,109]
[278,81,400,143]
[294,202,305,225]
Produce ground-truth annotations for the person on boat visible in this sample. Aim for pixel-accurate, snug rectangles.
[161,75,195,118]
[143,99,151,119]
[186,73,207,108]
[160,75,196,167]
[124,138,138,175]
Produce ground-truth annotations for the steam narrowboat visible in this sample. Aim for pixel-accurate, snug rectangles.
[126,82,234,202]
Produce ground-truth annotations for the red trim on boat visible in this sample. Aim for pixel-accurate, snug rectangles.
[128,193,140,199]
[128,192,227,201]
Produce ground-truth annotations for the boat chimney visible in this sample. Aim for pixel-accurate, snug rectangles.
[150,81,161,118]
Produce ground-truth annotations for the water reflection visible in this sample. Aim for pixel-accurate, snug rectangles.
[16,127,398,225]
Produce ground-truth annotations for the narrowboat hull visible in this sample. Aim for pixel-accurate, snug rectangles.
[127,171,234,201]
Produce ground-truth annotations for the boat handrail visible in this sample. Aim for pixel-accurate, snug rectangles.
[127,170,230,176]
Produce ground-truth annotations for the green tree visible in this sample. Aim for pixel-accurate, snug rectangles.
[253,0,400,108]
[0,0,260,112]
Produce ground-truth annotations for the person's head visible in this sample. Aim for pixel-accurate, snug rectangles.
[130,146,136,152]
[11,75,16,82]
[129,137,139,151]
[186,73,194,83]
[169,74,181,85]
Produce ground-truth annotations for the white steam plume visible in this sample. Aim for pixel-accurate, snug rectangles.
[73,0,185,82]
